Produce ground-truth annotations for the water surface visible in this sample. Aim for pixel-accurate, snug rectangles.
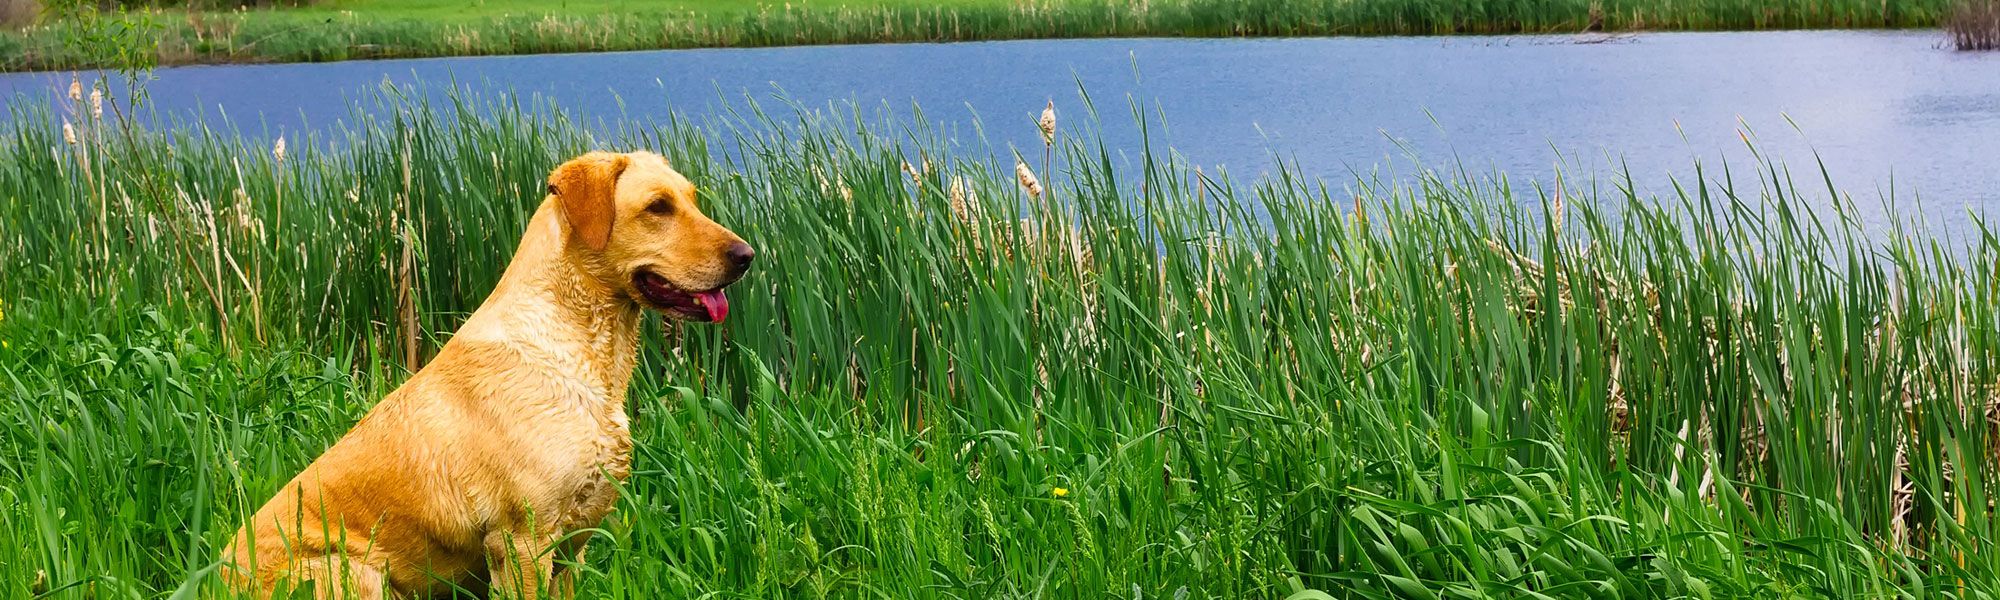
[3,31,1995,232]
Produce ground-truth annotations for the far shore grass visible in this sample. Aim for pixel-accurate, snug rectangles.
[0,0,1956,72]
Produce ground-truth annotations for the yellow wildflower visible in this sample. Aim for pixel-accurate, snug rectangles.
[1052,487,1069,498]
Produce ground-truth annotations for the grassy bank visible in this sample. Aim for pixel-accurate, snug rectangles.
[2,86,1999,598]
[0,0,1957,72]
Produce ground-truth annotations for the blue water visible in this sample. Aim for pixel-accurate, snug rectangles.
[4,30,1997,233]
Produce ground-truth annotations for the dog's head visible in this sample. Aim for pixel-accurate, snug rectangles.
[547,151,753,323]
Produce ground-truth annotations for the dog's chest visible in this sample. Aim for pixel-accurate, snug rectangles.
[483,301,641,530]
[531,391,634,530]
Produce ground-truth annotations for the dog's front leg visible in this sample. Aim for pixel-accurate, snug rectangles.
[485,530,555,599]
[548,532,593,600]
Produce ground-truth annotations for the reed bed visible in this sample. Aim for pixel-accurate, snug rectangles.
[0,0,1957,72]
[1949,0,2000,49]
[1,86,1998,598]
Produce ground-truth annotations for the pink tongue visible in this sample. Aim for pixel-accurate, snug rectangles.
[696,290,729,323]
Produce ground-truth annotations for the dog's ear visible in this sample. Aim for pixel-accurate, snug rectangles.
[547,153,631,251]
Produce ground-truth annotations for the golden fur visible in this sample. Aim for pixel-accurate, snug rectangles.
[224,151,752,599]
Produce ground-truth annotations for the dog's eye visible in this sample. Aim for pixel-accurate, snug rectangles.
[646,198,673,215]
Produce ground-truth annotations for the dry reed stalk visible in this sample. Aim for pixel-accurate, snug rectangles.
[1949,0,2000,50]
[0,0,35,28]
[396,139,422,371]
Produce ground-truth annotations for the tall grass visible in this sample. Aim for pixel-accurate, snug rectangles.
[1,85,1998,597]
[0,0,1957,72]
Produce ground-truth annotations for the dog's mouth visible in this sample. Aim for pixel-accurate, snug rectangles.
[634,270,729,323]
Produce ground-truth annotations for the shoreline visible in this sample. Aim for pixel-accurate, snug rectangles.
[0,0,1951,73]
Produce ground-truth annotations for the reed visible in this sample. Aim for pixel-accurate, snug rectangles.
[0,85,1997,597]
[0,0,1957,72]
[0,0,35,29]
[1949,0,2000,49]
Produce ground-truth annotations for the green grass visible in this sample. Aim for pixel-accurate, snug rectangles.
[2,84,1998,598]
[0,0,1957,72]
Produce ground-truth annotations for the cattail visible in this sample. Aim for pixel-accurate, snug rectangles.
[901,160,921,184]
[67,78,82,102]
[62,119,76,145]
[89,89,102,119]
[273,136,287,163]
[1038,100,1056,146]
[948,175,975,222]
[836,172,852,202]
[1015,161,1042,199]
[1551,171,1565,230]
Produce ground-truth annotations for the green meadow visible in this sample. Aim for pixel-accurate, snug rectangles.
[0,0,1957,72]
[2,85,1998,598]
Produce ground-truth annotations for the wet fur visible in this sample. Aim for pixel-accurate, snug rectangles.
[224,151,749,598]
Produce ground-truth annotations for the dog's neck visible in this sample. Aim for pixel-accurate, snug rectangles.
[454,199,643,401]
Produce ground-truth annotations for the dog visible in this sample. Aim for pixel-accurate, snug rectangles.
[224,150,754,599]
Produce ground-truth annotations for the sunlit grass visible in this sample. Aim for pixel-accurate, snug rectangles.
[1,85,1997,597]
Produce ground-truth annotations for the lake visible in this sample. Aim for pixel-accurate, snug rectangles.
[3,30,1996,233]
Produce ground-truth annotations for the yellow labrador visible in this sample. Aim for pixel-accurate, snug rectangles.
[225,151,753,598]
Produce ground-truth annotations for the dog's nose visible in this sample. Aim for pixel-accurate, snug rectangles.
[723,242,755,274]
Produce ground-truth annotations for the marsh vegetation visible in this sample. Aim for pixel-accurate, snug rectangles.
[0,0,1959,71]
[1,85,1998,597]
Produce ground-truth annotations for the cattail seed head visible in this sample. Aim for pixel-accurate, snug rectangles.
[62,119,76,145]
[67,78,82,102]
[273,136,287,163]
[949,175,977,222]
[89,89,102,119]
[1551,174,1565,230]
[1015,161,1043,199]
[1038,101,1056,146]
